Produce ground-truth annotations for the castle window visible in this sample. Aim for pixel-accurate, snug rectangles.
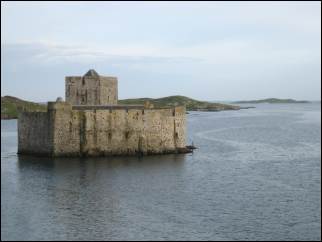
[82,78,85,86]
[125,131,130,139]
[81,95,86,104]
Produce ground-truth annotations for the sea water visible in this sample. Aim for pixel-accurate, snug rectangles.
[1,103,321,240]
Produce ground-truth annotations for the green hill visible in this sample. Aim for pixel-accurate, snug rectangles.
[233,98,310,104]
[1,96,46,119]
[1,95,242,119]
[119,95,241,111]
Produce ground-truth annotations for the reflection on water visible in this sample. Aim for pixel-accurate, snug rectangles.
[1,103,321,241]
[6,154,188,241]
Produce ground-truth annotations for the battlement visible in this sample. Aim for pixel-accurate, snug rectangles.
[72,104,145,110]
[47,101,72,111]
[71,104,186,112]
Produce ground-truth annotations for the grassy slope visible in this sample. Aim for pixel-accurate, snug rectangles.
[1,96,47,119]
[233,98,310,104]
[119,95,240,111]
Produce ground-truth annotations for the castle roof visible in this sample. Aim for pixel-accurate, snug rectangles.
[84,69,99,77]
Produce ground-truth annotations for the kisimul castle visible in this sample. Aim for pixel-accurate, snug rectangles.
[18,70,188,157]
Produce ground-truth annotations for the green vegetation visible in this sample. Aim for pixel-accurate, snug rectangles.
[1,96,46,119]
[119,95,241,111]
[1,95,242,119]
[233,98,310,104]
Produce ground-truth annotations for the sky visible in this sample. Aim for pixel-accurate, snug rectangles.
[1,1,321,102]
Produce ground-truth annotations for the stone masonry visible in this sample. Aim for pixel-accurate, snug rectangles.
[65,69,118,105]
[18,70,188,157]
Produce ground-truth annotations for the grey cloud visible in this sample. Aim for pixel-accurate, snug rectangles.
[1,43,203,66]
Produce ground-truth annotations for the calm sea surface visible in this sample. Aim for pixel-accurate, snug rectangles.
[1,103,321,241]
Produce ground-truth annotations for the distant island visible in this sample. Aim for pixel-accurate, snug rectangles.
[232,98,310,104]
[1,95,245,119]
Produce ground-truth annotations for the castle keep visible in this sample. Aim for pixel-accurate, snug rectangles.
[66,69,118,105]
[18,70,188,157]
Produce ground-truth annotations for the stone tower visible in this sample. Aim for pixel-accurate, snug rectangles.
[65,69,118,105]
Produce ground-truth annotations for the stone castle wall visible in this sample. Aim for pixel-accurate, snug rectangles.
[18,111,53,155]
[65,75,118,105]
[18,102,186,157]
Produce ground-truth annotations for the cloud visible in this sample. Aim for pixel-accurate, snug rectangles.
[2,42,203,66]
[1,2,321,101]
[0,42,205,101]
